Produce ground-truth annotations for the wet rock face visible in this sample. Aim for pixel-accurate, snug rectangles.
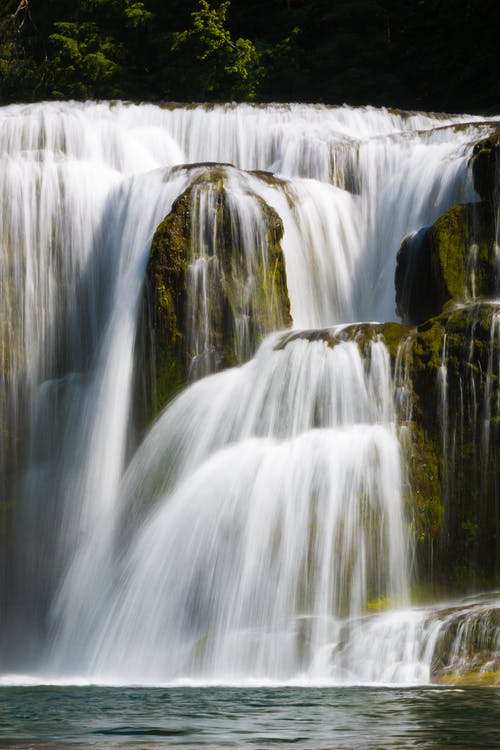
[409,304,500,584]
[275,320,409,357]
[278,304,500,588]
[470,131,500,203]
[396,126,499,327]
[391,130,500,587]
[431,604,500,686]
[396,203,497,326]
[146,165,291,412]
[144,192,190,413]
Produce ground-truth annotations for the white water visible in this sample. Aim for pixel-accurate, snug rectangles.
[0,101,498,684]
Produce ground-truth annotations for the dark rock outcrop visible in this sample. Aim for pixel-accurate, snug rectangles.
[470,130,500,203]
[396,127,499,326]
[396,203,497,325]
[145,165,291,412]
[408,303,500,585]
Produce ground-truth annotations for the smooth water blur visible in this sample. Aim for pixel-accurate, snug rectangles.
[0,685,499,749]
[1,101,499,684]
[45,337,410,683]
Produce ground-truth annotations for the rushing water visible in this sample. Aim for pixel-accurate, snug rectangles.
[0,101,499,703]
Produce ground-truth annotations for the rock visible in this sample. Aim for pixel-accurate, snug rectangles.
[145,165,291,412]
[396,203,497,325]
[276,302,500,588]
[470,129,500,203]
[276,320,409,359]
[393,128,499,580]
[431,604,500,685]
[405,303,500,585]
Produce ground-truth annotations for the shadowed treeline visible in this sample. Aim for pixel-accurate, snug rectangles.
[0,0,498,112]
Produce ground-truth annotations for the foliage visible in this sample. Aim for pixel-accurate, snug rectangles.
[0,0,46,99]
[49,22,123,98]
[0,0,498,111]
[170,1,263,100]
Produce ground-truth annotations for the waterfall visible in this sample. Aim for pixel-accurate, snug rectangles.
[0,101,498,684]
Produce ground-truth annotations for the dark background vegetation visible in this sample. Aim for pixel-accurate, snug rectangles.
[0,0,498,113]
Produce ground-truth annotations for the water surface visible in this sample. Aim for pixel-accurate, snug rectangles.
[1,685,499,749]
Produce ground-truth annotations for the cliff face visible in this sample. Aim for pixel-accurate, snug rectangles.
[406,304,499,586]
[274,302,499,589]
[395,202,497,324]
[395,130,500,586]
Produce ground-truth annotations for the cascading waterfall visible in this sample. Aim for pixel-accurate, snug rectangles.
[0,101,498,684]
[46,335,408,682]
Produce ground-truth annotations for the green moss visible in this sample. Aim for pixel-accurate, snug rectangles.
[405,424,443,541]
[377,322,412,358]
[430,207,468,300]
[408,303,500,586]
[275,321,410,361]
[431,606,500,684]
[366,594,401,612]
[396,201,497,325]
[429,203,496,306]
[146,165,291,413]
[336,321,410,360]
[434,671,500,686]
[146,191,191,412]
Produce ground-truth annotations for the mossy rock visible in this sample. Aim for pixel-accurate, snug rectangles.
[411,303,499,428]
[275,321,410,360]
[396,203,497,325]
[406,426,443,543]
[275,321,444,564]
[434,670,500,686]
[470,128,500,203]
[407,303,500,584]
[146,165,291,412]
[431,606,500,684]
[274,304,500,587]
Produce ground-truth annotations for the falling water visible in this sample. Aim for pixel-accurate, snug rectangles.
[42,335,407,682]
[0,101,498,683]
